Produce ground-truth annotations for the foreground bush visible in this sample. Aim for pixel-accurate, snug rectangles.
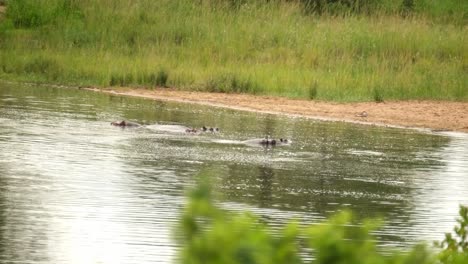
[178,180,468,264]
[436,206,468,264]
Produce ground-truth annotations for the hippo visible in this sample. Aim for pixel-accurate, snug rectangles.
[185,128,198,133]
[111,120,141,127]
[186,126,219,134]
[185,126,220,134]
[243,137,290,147]
[260,138,276,146]
[202,126,220,132]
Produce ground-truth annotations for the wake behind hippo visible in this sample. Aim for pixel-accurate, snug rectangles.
[146,124,220,134]
[145,124,189,133]
[111,120,141,127]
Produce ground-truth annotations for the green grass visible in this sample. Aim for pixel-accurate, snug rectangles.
[0,0,466,102]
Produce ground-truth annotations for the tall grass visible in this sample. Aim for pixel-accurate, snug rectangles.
[0,0,466,101]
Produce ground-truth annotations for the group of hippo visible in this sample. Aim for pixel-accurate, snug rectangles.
[111,120,290,147]
[259,137,289,146]
[186,126,220,133]
[111,121,219,134]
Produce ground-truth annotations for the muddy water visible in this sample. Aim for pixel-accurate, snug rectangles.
[1,82,467,263]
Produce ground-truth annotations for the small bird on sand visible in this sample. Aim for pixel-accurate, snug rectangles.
[356,111,368,118]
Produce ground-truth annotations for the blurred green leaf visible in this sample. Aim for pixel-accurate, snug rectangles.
[179,180,466,264]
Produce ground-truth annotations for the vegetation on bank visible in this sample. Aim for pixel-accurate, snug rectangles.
[0,0,466,101]
[178,179,467,264]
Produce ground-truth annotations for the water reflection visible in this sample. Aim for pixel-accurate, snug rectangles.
[0,82,467,263]
[407,132,468,242]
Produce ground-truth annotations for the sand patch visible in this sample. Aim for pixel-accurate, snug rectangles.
[86,87,468,133]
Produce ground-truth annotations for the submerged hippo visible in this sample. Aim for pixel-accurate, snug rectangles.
[260,138,276,146]
[201,126,220,132]
[146,124,218,134]
[243,137,290,147]
[186,126,220,134]
[185,128,198,133]
[111,120,141,127]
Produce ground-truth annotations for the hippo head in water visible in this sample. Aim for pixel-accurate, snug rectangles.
[111,121,140,127]
[111,121,126,126]
[260,137,276,146]
[258,137,290,146]
[201,126,219,132]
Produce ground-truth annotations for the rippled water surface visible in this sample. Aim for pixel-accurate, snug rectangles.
[1,82,467,263]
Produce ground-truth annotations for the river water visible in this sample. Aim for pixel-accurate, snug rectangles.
[1,82,467,263]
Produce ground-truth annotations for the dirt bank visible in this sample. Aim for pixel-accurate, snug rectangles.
[87,87,468,133]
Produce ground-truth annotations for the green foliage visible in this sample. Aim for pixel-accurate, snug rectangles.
[307,211,380,264]
[23,56,62,81]
[299,0,385,15]
[205,74,260,94]
[155,69,169,87]
[400,0,415,12]
[296,0,466,18]
[109,72,134,87]
[373,87,384,103]
[180,180,468,264]
[6,0,82,28]
[135,70,169,88]
[0,16,12,37]
[413,0,468,24]
[308,81,318,100]
[436,206,468,264]
[179,179,302,264]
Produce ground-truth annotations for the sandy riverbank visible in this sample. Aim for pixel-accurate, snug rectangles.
[86,87,468,133]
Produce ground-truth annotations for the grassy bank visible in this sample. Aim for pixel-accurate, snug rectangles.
[0,0,466,101]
